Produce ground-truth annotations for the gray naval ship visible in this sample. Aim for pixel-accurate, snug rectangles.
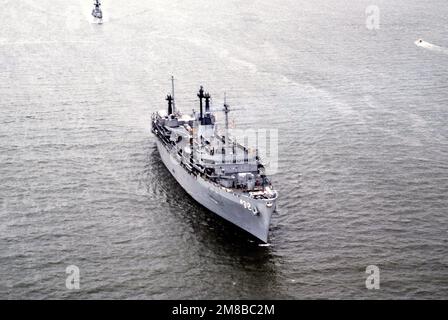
[91,0,103,21]
[151,78,278,242]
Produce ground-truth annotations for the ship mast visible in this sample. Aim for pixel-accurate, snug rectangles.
[223,92,230,145]
[171,76,176,113]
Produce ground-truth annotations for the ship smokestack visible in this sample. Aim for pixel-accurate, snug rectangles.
[204,92,211,112]
[166,94,173,115]
[197,86,205,124]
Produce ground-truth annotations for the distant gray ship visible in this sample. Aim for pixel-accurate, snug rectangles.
[151,78,278,242]
[91,0,103,22]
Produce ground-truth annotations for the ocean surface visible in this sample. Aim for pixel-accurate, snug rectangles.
[1,0,447,299]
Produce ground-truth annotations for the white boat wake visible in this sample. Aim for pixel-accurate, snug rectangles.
[415,39,448,55]
[258,243,272,247]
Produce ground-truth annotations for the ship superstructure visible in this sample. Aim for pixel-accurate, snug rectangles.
[151,78,277,242]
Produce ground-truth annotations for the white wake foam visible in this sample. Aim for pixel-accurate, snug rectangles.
[258,243,272,247]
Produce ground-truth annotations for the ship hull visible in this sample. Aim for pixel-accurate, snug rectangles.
[155,139,275,242]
